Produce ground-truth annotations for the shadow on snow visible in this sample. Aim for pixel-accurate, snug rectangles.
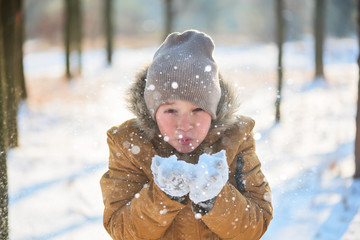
[10,162,107,204]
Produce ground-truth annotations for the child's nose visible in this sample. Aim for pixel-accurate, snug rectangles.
[177,114,193,131]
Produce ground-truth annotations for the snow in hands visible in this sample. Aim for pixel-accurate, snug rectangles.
[151,154,194,197]
[189,150,229,203]
[151,150,229,203]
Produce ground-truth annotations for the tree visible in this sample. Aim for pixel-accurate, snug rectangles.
[355,0,360,179]
[14,0,27,100]
[65,0,82,79]
[314,0,326,80]
[164,0,174,40]
[105,0,113,65]
[0,0,25,237]
[0,6,9,237]
[275,0,285,122]
[2,0,19,148]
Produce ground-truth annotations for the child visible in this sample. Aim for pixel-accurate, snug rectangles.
[100,30,273,240]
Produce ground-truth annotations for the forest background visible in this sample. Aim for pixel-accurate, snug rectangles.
[26,0,356,50]
[1,0,360,239]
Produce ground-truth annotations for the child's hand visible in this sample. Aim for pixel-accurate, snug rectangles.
[189,150,229,204]
[151,155,196,197]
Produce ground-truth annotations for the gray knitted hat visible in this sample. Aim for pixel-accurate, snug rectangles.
[144,30,221,119]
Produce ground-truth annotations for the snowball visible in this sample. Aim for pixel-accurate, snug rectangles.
[171,82,179,89]
[204,65,212,72]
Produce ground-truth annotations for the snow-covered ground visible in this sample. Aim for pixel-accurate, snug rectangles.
[7,38,360,240]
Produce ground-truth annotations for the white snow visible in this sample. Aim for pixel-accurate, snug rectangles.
[204,65,212,72]
[7,38,360,239]
[151,154,193,197]
[171,81,179,89]
[151,150,228,203]
[189,150,228,204]
[147,84,155,90]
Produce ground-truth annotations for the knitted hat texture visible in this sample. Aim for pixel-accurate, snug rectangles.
[144,30,221,119]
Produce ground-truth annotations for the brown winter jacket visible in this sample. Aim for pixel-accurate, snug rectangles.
[100,68,273,240]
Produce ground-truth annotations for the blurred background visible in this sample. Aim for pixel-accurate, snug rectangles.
[1,0,360,239]
[24,0,356,49]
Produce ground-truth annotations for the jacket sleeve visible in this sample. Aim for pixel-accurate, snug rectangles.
[201,131,273,240]
[100,129,186,240]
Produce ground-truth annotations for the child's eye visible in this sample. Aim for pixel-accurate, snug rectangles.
[193,108,204,112]
[165,109,176,114]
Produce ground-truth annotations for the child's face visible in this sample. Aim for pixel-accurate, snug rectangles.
[155,100,212,153]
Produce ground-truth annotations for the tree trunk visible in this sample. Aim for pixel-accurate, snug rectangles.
[275,0,284,123]
[164,0,174,40]
[14,0,26,100]
[64,0,82,79]
[65,0,71,79]
[354,0,360,178]
[74,0,82,75]
[0,144,8,239]
[314,0,325,80]
[1,0,18,148]
[0,0,9,238]
[0,139,8,240]
[0,0,25,235]
[105,0,113,65]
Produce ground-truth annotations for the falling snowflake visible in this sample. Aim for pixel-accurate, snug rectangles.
[171,82,179,89]
[264,192,272,202]
[147,84,155,90]
[131,145,140,155]
[204,65,212,72]
[194,213,202,220]
[160,209,168,215]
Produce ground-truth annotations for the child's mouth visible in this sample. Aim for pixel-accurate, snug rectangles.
[178,137,193,145]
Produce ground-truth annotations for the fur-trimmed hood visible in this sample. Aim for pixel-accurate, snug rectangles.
[126,65,240,141]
